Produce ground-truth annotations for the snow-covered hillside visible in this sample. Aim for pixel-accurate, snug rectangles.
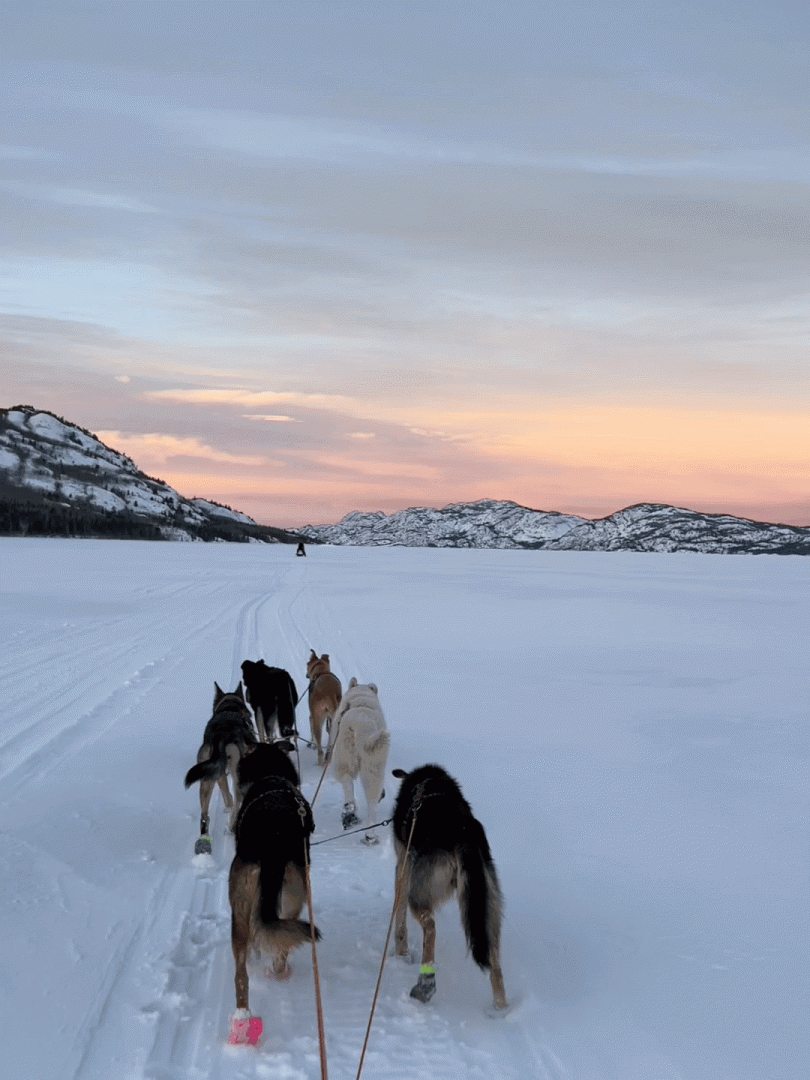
[1,541,807,1080]
[0,406,295,543]
[300,499,810,555]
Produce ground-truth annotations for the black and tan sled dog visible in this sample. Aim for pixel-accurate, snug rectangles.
[240,659,299,743]
[184,682,257,854]
[391,764,507,1011]
[227,742,320,1045]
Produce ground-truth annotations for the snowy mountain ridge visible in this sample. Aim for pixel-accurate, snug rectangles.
[300,498,810,555]
[2,404,806,552]
[0,405,299,543]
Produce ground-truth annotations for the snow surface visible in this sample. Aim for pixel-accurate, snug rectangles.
[0,540,807,1080]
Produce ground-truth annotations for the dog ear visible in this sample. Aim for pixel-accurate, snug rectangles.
[392,768,407,778]
[322,654,329,661]
[368,683,378,694]
[214,682,224,703]
[349,677,358,688]
[236,682,245,699]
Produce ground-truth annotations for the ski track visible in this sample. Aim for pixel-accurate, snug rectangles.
[122,560,538,1080]
[0,588,241,794]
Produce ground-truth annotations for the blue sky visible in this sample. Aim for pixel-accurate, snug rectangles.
[3,1,808,526]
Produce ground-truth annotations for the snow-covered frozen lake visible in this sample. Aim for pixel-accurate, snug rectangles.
[0,539,807,1079]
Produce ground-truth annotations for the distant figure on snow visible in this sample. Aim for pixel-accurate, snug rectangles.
[296,542,306,557]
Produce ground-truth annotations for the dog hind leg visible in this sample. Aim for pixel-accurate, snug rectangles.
[310,710,324,765]
[229,858,259,1012]
[359,735,388,842]
[487,937,507,1011]
[265,706,279,741]
[393,844,411,960]
[409,903,437,1002]
[195,744,215,847]
[341,783,359,829]
[254,705,267,743]
[279,679,296,739]
[217,773,233,809]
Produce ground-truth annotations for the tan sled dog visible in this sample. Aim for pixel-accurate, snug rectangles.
[306,650,342,766]
[331,678,390,843]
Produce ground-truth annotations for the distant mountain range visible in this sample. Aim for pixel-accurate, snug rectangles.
[2,404,806,553]
[299,499,809,555]
[0,405,303,543]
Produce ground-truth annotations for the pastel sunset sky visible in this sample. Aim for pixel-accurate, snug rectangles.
[3,1,808,527]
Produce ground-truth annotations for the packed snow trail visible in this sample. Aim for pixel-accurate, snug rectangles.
[1,540,807,1079]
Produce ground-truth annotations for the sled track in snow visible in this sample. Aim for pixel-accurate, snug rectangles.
[142,821,234,1080]
[5,558,550,1080]
[0,576,251,792]
[135,565,546,1080]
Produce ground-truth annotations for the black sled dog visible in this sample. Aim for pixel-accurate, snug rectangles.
[227,742,319,1045]
[391,764,507,1011]
[184,683,257,854]
[240,660,299,743]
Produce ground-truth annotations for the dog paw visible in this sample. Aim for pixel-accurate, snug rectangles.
[194,835,212,855]
[342,803,360,829]
[361,832,380,846]
[409,973,436,1003]
[264,961,292,980]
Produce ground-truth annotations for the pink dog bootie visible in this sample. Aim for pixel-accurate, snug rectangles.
[228,1010,263,1045]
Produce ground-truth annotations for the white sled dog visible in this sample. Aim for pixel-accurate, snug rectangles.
[330,678,390,843]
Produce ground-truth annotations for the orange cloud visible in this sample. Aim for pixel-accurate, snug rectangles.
[146,388,355,410]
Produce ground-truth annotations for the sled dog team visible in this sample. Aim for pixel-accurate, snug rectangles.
[184,649,507,1046]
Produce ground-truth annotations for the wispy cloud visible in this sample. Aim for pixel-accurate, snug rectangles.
[147,388,357,411]
[96,431,268,468]
[12,183,158,213]
[244,413,302,423]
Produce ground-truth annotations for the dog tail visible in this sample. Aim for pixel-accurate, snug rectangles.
[184,736,242,788]
[253,917,320,956]
[364,728,390,758]
[255,857,321,945]
[457,819,503,971]
[184,757,223,788]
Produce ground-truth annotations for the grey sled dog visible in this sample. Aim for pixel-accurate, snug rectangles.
[330,678,390,842]
[184,682,257,854]
[391,763,507,1011]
